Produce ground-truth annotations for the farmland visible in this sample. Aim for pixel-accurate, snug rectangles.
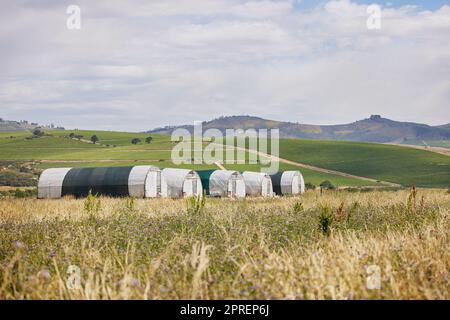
[0,188,448,299]
[0,130,384,187]
[280,139,450,188]
[0,130,449,300]
[0,129,449,188]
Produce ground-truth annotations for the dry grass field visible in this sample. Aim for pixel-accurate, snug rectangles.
[0,189,449,300]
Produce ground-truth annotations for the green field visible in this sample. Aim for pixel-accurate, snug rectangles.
[1,129,449,188]
[280,139,450,187]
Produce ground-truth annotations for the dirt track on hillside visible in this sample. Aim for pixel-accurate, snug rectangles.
[385,143,450,156]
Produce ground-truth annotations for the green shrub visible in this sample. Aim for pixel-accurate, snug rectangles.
[305,182,316,190]
[84,191,101,216]
[0,170,37,187]
[0,188,36,198]
[124,197,136,213]
[187,192,206,215]
[318,205,333,237]
[293,201,304,214]
[320,180,335,190]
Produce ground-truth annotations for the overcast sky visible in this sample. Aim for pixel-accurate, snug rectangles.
[1,0,449,131]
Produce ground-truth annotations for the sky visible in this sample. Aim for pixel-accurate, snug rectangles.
[0,0,449,131]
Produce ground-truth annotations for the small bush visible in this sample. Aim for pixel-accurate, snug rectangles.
[0,170,37,187]
[187,192,206,215]
[305,182,316,190]
[84,190,101,216]
[0,188,36,198]
[32,129,45,138]
[320,180,335,190]
[124,197,136,213]
[407,186,417,213]
[131,138,141,145]
[293,201,304,214]
[318,205,333,237]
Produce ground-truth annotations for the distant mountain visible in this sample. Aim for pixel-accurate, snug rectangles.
[436,123,450,129]
[0,118,64,132]
[148,115,450,144]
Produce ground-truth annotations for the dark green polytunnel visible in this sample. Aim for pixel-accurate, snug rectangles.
[270,172,283,195]
[269,171,305,196]
[62,166,134,198]
[196,170,216,195]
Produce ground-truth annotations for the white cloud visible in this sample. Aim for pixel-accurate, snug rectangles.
[0,0,449,131]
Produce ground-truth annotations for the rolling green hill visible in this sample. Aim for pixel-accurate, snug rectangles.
[280,139,450,188]
[0,129,448,188]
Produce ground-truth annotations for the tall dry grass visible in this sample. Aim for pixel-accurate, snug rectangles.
[0,189,448,300]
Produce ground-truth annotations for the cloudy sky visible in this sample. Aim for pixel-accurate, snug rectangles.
[1,0,449,131]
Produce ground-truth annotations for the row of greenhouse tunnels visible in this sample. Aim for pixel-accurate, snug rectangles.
[37,166,305,199]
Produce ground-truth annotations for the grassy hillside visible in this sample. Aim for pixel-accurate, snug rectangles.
[1,129,449,188]
[0,130,382,187]
[280,139,450,187]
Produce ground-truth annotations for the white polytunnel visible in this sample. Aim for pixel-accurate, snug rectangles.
[128,166,162,198]
[160,168,203,198]
[198,170,246,198]
[270,171,305,196]
[37,168,73,199]
[242,171,274,197]
[37,166,162,199]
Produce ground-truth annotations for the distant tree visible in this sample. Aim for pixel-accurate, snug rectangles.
[131,138,141,145]
[305,182,316,190]
[32,129,44,138]
[69,133,75,139]
[90,135,99,144]
[145,136,153,144]
[74,134,83,140]
[320,180,335,190]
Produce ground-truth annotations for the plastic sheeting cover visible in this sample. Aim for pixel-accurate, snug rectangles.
[242,171,273,197]
[209,170,245,198]
[128,166,160,198]
[38,168,72,199]
[161,168,203,198]
[61,166,133,198]
[270,171,305,195]
[197,170,215,195]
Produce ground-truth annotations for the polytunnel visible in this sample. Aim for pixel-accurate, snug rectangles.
[270,171,305,196]
[242,171,274,197]
[37,168,72,199]
[37,166,161,199]
[197,170,246,198]
[160,168,203,198]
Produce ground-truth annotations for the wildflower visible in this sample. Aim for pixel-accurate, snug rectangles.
[131,278,140,287]
[39,269,51,281]
[14,240,23,249]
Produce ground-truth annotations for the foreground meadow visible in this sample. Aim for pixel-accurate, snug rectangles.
[0,189,448,300]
